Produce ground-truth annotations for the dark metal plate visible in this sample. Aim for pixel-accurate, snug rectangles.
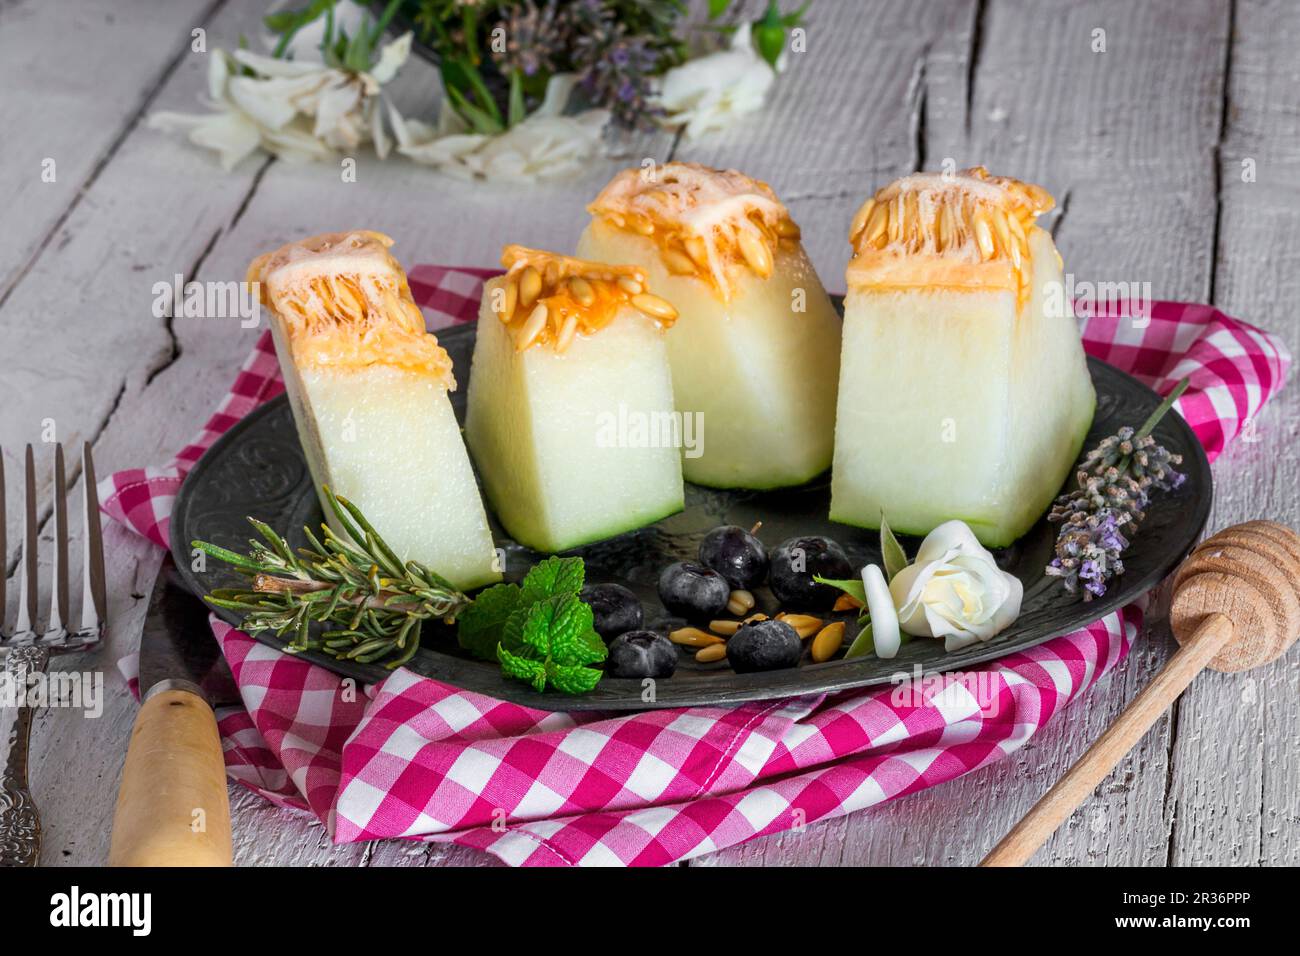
[171,321,1212,711]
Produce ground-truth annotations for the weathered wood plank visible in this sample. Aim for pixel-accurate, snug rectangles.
[0,0,224,302]
[1168,0,1300,866]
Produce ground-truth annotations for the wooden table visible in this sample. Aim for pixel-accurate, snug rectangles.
[2,0,1296,867]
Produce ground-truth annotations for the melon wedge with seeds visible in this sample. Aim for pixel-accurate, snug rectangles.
[578,162,841,489]
[465,246,684,553]
[251,231,501,590]
[830,169,1096,547]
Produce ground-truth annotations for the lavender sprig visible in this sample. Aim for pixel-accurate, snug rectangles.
[1046,377,1190,600]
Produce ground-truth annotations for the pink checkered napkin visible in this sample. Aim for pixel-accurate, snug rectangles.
[102,268,1291,866]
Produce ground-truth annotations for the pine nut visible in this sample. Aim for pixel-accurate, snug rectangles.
[726,589,755,616]
[515,302,548,351]
[776,613,823,640]
[709,619,742,636]
[670,627,724,647]
[631,292,678,322]
[695,644,728,664]
[775,218,801,240]
[833,593,863,612]
[811,622,846,663]
[617,275,643,296]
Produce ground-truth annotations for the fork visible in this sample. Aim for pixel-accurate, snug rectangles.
[0,443,107,867]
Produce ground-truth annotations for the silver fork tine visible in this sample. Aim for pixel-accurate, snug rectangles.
[14,444,38,637]
[47,444,69,636]
[81,442,107,635]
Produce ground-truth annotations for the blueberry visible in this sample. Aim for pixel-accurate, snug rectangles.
[768,535,853,610]
[580,583,644,640]
[657,561,730,620]
[606,630,678,679]
[698,525,768,590]
[727,619,802,673]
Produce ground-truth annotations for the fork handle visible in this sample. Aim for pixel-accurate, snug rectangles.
[0,645,50,867]
[109,685,231,866]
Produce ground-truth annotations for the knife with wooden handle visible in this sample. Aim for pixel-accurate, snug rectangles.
[109,557,240,866]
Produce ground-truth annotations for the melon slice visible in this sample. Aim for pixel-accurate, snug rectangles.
[577,163,841,489]
[830,168,1096,547]
[250,231,500,590]
[464,246,684,553]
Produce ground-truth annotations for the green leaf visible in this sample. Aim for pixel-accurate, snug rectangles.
[753,0,786,67]
[880,513,909,582]
[546,662,604,695]
[844,622,874,659]
[456,583,522,660]
[813,575,866,605]
[520,556,585,604]
[708,0,733,18]
[498,644,547,692]
[507,69,525,128]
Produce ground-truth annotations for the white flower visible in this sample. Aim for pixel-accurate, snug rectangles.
[653,23,776,140]
[148,32,411,169]
[887,521,1023,653]
[393,74,609,183]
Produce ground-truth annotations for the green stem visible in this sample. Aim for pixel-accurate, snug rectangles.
[1135,376,1191,440]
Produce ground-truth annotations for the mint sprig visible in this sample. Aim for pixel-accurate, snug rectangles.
[457,556,606,695]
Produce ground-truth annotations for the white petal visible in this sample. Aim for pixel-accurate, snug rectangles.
[536,73,579,117]
[369,32,412,85]
[914,520,986,564]
[862,564,901,659]
[233,48,327,78]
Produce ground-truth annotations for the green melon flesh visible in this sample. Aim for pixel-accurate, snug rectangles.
[269,322,502,591]
[577,220,841,489]
[464,282,684,553]
[829,229,1096,547]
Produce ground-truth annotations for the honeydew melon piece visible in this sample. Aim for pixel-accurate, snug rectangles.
[465,257,684,553]
[578,220,841,489]
[579,162,841,490]
[830,169,1095,547]
[253,231,501,591]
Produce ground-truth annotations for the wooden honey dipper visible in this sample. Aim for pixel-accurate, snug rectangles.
[981,520,1300,866]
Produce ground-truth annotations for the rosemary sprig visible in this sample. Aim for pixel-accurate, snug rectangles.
[194,485,472,668]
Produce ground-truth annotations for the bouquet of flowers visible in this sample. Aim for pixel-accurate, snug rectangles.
[151,0,809,180]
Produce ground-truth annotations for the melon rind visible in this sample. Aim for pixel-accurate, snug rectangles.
[829,229,1095,547]
[464,279,685,553]
[577,220,841,489]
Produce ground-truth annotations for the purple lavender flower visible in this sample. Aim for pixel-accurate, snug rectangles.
[1046,378,1189,600]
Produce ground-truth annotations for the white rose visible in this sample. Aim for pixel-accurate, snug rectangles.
[887,520,1023,653]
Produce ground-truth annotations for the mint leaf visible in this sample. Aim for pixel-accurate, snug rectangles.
[880,513,909,582]
[456,583,522,661]
[520,556,585,605]
[546,662,603,695]
[499,592,606,694]
[498,644,547,692]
